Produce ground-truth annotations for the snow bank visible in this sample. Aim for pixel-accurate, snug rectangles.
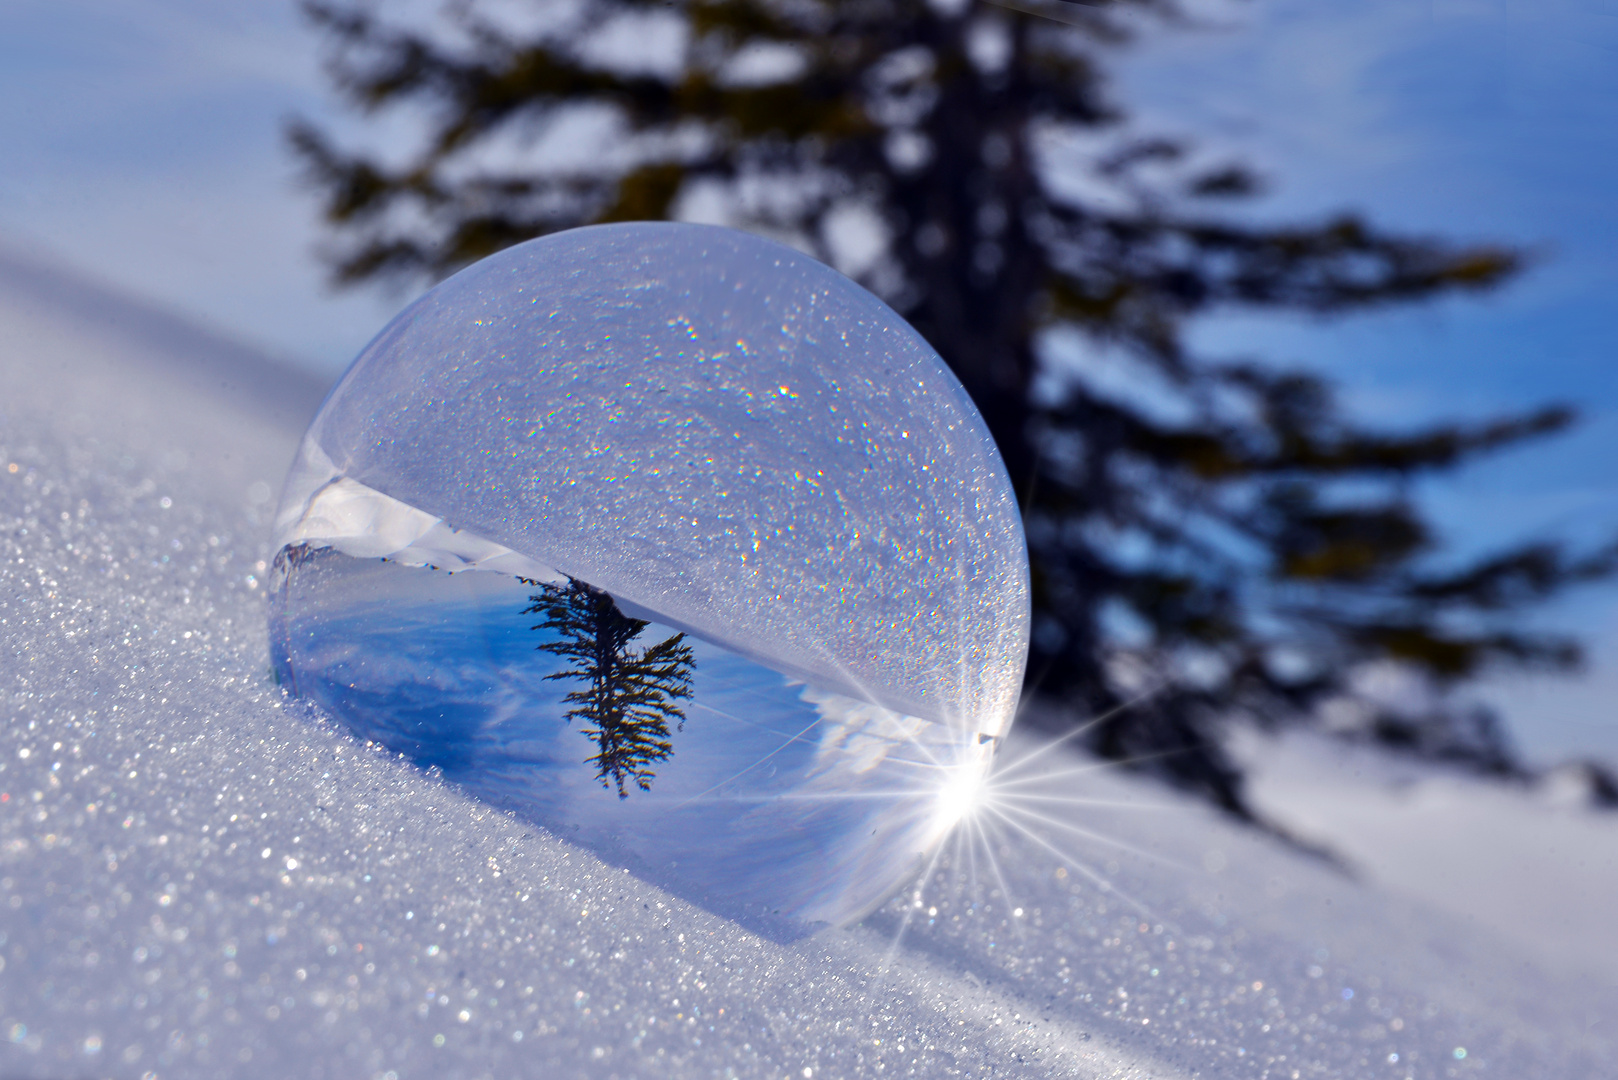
[1,249,1612,1077]
[1235,729,1618,988]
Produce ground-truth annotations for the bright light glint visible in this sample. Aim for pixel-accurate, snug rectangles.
[935,767,987,829]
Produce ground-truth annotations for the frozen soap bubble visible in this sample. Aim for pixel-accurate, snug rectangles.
[269,222,1028,931]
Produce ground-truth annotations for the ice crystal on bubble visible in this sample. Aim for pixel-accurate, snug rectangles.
[268,222,1030,929]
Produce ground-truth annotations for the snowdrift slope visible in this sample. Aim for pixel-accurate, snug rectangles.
[1,252,1612,1078]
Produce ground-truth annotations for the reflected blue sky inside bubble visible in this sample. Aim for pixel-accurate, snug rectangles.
[271,547,968,934]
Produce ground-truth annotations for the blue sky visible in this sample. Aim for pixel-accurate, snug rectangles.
[1114,0,1618,761]
[2,0,1615,761]
[0,0,400,365]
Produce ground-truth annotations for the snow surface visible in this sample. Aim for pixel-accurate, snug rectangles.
[1234,730,1618,990]
[2,248,1615,1078]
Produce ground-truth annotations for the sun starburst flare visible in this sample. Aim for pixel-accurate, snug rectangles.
[863,684,1197,966]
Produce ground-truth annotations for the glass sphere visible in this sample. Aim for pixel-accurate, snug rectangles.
[269,222,1028,930]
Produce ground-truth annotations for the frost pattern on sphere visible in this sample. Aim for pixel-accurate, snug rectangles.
[269,222,1029,929]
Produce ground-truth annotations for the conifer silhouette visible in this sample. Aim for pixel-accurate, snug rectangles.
[298,0,1618,812]
[526,577,695,797]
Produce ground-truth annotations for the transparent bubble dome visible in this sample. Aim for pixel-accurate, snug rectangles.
[269,222,1029,930]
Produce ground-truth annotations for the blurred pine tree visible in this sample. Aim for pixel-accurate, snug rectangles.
[292,0,1616,814]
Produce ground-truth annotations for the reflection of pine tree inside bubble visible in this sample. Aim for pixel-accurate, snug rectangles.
[525,577,694,799]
